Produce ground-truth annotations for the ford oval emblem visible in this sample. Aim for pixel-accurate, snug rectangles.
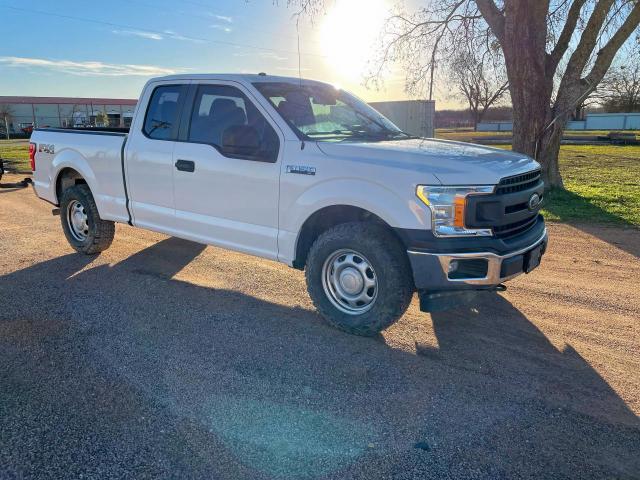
[528,192,541,211]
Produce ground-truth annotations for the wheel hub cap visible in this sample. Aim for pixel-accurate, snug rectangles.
[67,200,89,241]
[339,267,363,295]
[322,249,378,315]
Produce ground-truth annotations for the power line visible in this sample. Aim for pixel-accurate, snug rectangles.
[0,4,327,59]
[117,0,323,46]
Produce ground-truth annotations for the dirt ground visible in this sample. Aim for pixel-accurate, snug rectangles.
[1,174,638,479]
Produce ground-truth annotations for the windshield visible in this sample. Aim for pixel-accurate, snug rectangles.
[253,82,413,142]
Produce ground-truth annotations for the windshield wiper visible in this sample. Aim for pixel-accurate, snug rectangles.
[305,129,355,137]
[350,111,416,140]
[305,128,417,142]
[384,130,418,140]
[335,130,413,142]
[148,119,171,135]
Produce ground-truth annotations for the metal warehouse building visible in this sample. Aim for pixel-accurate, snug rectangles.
[0,96,436,138]
[0,96,137,134]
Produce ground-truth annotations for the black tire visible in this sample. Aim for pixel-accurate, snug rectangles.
[305,222,414,336]
[59,184,115,254]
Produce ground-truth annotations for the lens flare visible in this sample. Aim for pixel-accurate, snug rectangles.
[320,0,389,81]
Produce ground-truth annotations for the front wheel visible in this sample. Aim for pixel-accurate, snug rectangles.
[60,184,115,254]
[305,222,414,336]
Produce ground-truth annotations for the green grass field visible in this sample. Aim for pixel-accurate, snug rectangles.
[435,131,639,227]
[544,145,639,226]
[436,128,640,143]
[0,139,30,172]
[2,136,638,227]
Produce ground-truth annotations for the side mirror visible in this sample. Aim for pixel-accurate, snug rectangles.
[221,125,260,157]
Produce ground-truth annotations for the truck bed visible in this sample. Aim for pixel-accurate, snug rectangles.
[31,127,130,224]
[36,127,129,136]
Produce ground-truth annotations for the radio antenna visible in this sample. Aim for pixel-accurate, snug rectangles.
[294,8,306,150]
[296,13,303,87]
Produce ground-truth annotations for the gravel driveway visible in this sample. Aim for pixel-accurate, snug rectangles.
[1,175,638,479]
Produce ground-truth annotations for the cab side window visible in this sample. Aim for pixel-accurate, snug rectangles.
[143,85,184,141]
[188,85,279,162]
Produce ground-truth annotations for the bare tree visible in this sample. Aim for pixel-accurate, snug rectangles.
[290,0,640,188]
[0,104,13,139]
[597,45,640,112]
[449,48,509,129]
[95,111,109,128]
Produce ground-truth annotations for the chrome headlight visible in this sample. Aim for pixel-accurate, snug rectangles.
[416,185,494,237]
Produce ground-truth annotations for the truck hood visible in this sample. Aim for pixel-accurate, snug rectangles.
[316,138,540,185]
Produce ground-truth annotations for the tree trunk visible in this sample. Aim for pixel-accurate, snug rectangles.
[475,0,640,189]
[509,92,550,155]
[498,0,562,189]
[473,110,480,131]
[536,119,566,188]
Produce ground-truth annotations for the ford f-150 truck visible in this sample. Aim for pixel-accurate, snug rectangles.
[31,74,547,335]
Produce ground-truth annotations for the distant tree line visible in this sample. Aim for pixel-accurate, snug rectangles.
[435,106,513,129]
[595,45,640,113]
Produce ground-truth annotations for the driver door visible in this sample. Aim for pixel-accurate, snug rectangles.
[171,82,283,260]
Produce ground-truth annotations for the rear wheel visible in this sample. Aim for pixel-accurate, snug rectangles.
[305,222,414,336]
[60,184,115,254]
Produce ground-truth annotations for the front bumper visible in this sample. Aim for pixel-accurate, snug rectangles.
[407,227,548,291]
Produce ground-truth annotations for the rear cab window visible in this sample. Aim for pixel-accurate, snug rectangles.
[143,85,186,140]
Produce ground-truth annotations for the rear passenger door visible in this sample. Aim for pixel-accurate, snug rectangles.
[171,82,283,259]
[125,82,188,231]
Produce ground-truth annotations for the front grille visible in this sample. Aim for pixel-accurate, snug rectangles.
[496,170,541,195]
[486,169,543,239]
[493,214,539,239]
[466,169,543,240]
[505,194,543,214]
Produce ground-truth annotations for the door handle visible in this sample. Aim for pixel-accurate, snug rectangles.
[175,159,195,172]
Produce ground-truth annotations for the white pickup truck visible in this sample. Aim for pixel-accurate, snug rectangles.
[31,74,547,335]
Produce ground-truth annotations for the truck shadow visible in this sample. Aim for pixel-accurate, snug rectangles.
[543,189,640,258]
[0,237,638,479]
[565,220,640,258]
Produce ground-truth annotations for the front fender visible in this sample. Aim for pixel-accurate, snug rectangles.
[278,178,431,264]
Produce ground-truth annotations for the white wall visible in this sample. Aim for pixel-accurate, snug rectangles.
[477,122,513,132]
[369,100,435,138]
[585,113,640,130]
[478,113,640,132]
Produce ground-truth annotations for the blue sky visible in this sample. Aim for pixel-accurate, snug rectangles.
[0,0,411,102]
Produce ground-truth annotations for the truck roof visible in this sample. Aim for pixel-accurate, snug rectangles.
[149,73,330,85]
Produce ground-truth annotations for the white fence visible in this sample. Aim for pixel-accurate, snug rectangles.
[478,112,640,132]
[477,122,513,132]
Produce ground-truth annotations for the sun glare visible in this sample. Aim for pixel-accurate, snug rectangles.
[320,0,389,81]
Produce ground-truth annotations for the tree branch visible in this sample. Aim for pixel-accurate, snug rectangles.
[548,0,587,72]
[474,0,505,43]
[563,0,616,79]
[584,1,640,87]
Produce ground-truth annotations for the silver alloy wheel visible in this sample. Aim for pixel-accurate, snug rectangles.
[66,199,89,241]
[321,249,378,315]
